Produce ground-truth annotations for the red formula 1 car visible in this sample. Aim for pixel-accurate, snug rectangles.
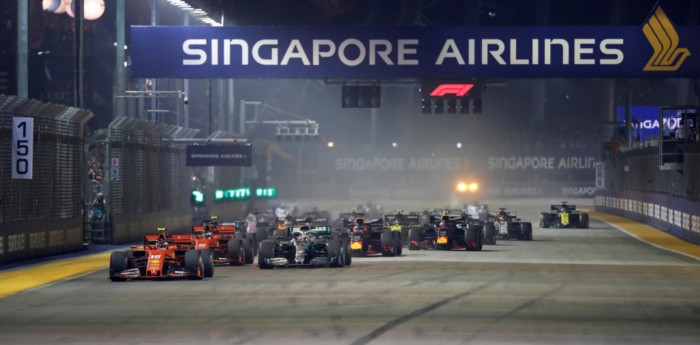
[108,228,211,281]
[184,218,255,267]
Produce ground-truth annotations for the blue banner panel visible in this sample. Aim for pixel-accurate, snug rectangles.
[131,11,700,79]
[186,145,252,166]
[616,106,698,141]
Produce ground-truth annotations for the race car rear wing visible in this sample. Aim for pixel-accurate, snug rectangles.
[282,225,333,237]
[550,204,576,211]
[293,217,330,226]
[383,214,421,226]
[338,212,355,221]
[345,218,384,229]
[429,215,468,225]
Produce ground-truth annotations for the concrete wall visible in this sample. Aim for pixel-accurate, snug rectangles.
[595,190,700,245]
[0,218,83,264]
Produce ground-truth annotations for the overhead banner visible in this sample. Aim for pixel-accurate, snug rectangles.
[131,7,699,79]
[12,117,33,179]
[186,145,252,166]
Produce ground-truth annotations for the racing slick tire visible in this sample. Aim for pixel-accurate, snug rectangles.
[394,231,402,256]
[381,231,396,257]
[540,212,553,228]
[520,222,533,241]
[254,227,268,247]
[484,222,497,245]
[200,249,215,277]
[242,238,255,264]
[408,227,421,250]
[343,239,352,266]
[236,233,257,257]
[328,239,345,268]
[360,239,369,257]
[227,239,245,266]
[185,249,204,280]
[258,240,275,269]
[109,251,128,282]
[465,226,483,251]
[577,214,590,228]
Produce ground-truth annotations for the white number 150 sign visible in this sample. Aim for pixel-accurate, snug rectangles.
[12,117,33,179]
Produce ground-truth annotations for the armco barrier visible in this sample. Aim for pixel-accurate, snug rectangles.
[595,190,700,245]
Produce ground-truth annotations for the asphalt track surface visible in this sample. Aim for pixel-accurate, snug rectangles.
[1,203,700,344]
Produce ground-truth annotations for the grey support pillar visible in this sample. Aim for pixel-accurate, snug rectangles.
[150,0,158,122]
[115,0,126,117]
[531,0,550,122]
[227,79,235,132]
[17,0,28,98]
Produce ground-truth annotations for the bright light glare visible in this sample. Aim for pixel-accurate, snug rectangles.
[457,182,479,193]
[327,141,334,148]
[392,142,398,148]
[456,182,468,192]
[456,142,462,148]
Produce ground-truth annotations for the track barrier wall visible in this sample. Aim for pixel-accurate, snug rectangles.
[0,95,92,264]
[594,191,700,245]
[597,142,700,245]
[95,116,200,244]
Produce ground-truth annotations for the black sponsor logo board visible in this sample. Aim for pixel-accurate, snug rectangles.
[186,145,252,166]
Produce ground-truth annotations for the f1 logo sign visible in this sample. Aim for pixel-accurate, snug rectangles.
[429,83,474,97]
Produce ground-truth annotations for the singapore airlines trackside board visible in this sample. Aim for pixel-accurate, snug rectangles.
[130,7,698,79]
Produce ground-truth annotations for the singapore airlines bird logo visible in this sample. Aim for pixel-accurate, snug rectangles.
[643,6,690,71]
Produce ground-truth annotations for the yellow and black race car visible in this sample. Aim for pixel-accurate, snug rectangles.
[383,210,421,251]
[539,202,589,228]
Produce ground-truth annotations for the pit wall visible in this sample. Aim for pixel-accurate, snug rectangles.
[594,190,700,245]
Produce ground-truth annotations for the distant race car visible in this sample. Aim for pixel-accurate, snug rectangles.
[258,219,351,269]
[539,202,589,228]
[109,228,211,281]
[170,217,255,268]
[490,208,533,242]
[408,211,484,251]
[348,213,401,256]
[464,204,490,221]
[384,210,421,248]
[464,204,497,245]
